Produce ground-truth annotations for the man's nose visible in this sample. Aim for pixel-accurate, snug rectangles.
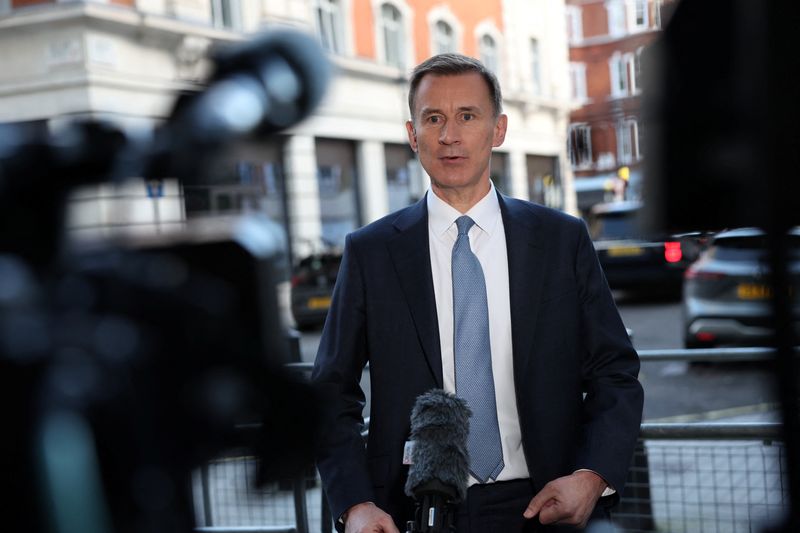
[438,121,461,144]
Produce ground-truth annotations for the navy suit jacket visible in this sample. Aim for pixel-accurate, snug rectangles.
[312,192,643,530]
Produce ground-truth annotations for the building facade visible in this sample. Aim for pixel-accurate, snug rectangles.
[0,0,575,260]
[565,0,674,213]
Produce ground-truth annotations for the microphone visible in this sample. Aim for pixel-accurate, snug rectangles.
[404,389,470,533]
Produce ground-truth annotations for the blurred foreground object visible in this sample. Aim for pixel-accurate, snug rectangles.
[643,1,800,530]
[0,28,330,533]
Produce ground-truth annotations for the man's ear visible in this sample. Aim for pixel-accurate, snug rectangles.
[405,120,418,152]
[492,114,508,148]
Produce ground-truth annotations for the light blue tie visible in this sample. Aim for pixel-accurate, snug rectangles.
[452,215,504,483]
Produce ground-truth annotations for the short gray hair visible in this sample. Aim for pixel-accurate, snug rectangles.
[408,54,503,120]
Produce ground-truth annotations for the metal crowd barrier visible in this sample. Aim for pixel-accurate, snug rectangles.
[194,348,792,533]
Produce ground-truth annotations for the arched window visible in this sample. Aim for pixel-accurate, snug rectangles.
[380,3,404,68]
[434,20,455,54]
[479,34,498,73]
[314,0,344,54]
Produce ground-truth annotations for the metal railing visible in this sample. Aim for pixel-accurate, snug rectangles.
[195,347,793,533]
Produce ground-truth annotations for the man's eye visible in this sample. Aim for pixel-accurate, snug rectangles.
[462,113,474,121]
[428,116,440,124]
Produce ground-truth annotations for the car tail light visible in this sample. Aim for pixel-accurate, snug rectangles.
[664,241,682,263]
[695,332,716,342]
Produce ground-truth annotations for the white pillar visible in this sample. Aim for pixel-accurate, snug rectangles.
[283,134,322,259]
[508,149,529,201]
[356,140,390,224]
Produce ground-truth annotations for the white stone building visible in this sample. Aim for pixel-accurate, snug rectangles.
[0,0,575,261]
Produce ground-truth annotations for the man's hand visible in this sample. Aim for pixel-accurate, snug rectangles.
[344,502,400,533]
[523,471,607,528]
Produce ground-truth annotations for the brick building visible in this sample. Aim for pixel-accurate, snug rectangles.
[565,0,675,213]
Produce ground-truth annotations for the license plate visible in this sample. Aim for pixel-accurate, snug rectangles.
[608,246,644,257]
[737,283,771,300]
[307,296,332,309]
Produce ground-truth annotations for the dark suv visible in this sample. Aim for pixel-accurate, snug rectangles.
[588,201,700,292]
[290,250,342,330]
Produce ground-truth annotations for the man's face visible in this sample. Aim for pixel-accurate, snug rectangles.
[406,72,507,197]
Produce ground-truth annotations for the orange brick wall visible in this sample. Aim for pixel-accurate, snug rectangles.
[12,0,133,8]
[353,0,376,58]
[411,0,503,63]
[581,1,608,39]
[351,0,503,63]
[11,0,53,7]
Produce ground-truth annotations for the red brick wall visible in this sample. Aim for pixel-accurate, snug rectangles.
[11,0,53,7]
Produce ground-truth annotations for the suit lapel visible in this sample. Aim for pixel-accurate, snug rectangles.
[498,194,545,383]
[387,198,443,388]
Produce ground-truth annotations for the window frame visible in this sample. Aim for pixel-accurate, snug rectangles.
[434,20,456,54]
[569,62,588,102]
[565,5,583,44]
[616,118,640,164]
[609,52,629,97]
[314,0,345,54]
[631,0,649,31]
[379,2,404,68]
[605,0,626,37]
[427,5,462,56]
[568,123,593,169]
[210,0,242,31]
[479,34,498,74]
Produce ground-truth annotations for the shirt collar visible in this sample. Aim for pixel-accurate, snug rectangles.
[426,182,501,238]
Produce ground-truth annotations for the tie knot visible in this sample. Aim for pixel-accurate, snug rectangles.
[456,216,475,236]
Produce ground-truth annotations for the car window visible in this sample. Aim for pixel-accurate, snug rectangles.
[590,211,642,240]
[711,235,800,261]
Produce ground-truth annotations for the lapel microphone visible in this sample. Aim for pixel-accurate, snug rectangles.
[404,389,470,533]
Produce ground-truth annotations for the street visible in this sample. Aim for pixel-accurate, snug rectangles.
[297,290,780,423]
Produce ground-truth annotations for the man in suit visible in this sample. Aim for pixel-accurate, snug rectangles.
[312,54,643,532]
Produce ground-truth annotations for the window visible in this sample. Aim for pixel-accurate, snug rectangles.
[654,0,663,28]
[530,38,542,96]
[479,34,498,74]
[527,155,562,209]
[0,0,9,14]
[569,63,587,102]
[568,123,592,168]
[184,138,288,222]
[316,138,360,247]
[379,3,404,68]
[385,143,418,212]
[616,118,640,164]
[610,51,641,97]
[565,6,583,44]
[606,0,626,37]
[632,0,649,30]
[434,20,455,54]
[609,53,628,97]
[211,0,241,30]
[632,48,643,93]
[490,152,509,192]
[315,0,344,54]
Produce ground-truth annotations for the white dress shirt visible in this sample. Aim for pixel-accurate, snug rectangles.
[427,184,530,485]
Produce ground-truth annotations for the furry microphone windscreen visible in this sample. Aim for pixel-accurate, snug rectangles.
[404,389,471,502]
